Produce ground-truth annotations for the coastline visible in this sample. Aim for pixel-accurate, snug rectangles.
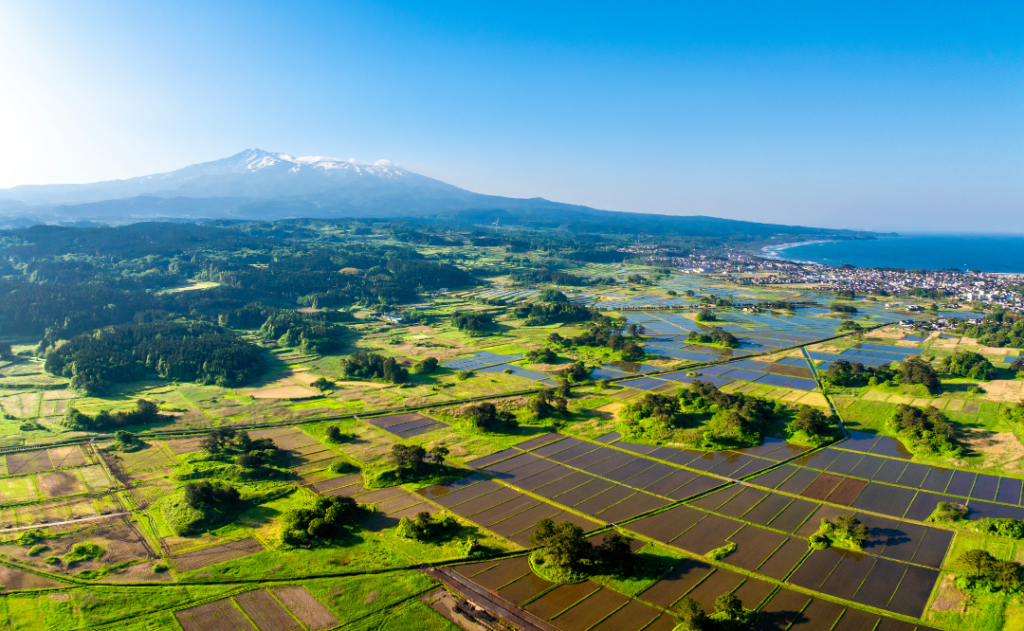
[760,239,838,263]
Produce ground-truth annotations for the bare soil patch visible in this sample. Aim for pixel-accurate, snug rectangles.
[272,586,339,631]
[981,380,1024,403]
[171,537,265,573]
[930,574,967,613]
[960,429,1024,472]
[37,471,85,498]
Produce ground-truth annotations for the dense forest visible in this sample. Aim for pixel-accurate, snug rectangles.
[43,321,267,394]
[0,223,478,340]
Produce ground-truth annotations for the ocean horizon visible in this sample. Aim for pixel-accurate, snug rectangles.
[762,233,1024,274]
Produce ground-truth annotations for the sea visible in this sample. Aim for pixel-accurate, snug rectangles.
[762,234,1024,274]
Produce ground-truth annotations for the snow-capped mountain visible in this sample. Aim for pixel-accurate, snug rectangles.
[0,149,466,207]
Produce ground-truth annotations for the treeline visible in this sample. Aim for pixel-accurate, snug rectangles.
[258,310,350,354]
[44,321,266,394]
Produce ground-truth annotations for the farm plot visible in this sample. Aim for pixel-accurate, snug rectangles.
[48,445,88,469]
[37,470,85,498]
[114,443,177,473]
[235,589,303,631]
[0,477,38,504]
[0,564,65,590]
[5,449,53,475]
[366,412,450,438]
[175,598,255,631]
[1,519,153,574]
[262,429,320,451]
[171,537,265,572]
[787,547,940,618]
[163,436,205,455]
[272,586,340,631]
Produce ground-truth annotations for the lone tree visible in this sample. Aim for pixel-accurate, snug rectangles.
[312,377,335,392]
[675,597,707,631]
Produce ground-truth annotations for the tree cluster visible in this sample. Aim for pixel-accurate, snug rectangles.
[530,519,638,575]
[809,515,869,550]
[45,321,266,394]
[942,350,996,381]
[509,269,588,286]
[888,403,959,455]
[788,405,838,443]
[461,402,519,432]
[338,351,409,383]
[513,301,593,326]
[396,511,460,542]
[449,312,495,335]
[955,549,1023,593]
[548,324,643,361]
[281,495,361,547]
[830,304,858,314]
[184,480,241,510]
[687,326,739,348]
[524,347,558,363]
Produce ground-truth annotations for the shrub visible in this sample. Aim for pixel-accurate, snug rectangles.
[706,542,737,560]
[28,545,48,557]
[928,501,968,524]
[325,426,354,443]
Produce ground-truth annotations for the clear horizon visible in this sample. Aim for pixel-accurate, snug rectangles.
[1,1,1021,232]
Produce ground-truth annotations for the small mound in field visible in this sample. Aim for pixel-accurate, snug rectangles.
[170,537,265,573]
[251,386,318,399]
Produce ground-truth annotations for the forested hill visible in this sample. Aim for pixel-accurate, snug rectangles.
[0,222,476,348]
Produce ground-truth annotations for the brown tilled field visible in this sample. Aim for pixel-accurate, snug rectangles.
[175,599,256,631]
[170,537,266,572]
[37,471,86,498]
[162,437,205,455]
[79,464,114,491]
[2,520,154,573]
[272,587,339,631]
[6,449,53,475]
[236,589,303,631]
[0,564,65,590]
[269,430,320,450]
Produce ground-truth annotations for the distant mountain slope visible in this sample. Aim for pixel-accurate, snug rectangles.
[0,149,884,238]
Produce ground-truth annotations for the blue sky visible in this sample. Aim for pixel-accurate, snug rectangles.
[1,1,1021,231]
